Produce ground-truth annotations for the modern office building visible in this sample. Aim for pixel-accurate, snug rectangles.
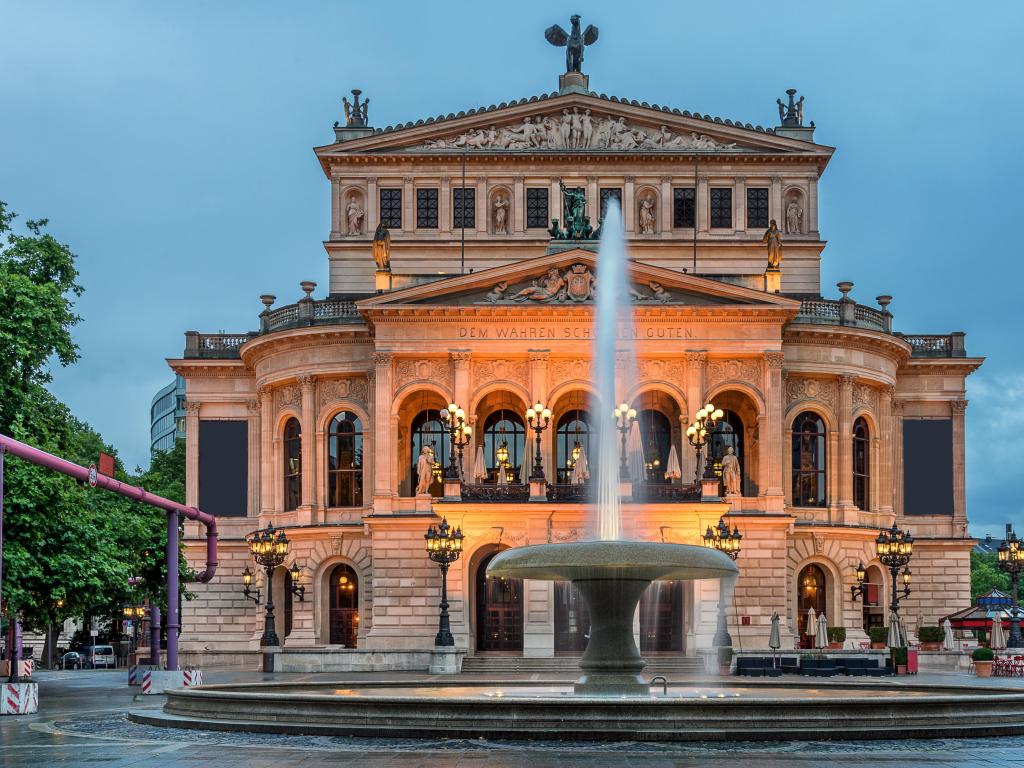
[150,376,186,454]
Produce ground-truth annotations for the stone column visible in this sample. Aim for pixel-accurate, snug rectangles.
[184,401,201,508]
[299,375,317,522]
[366,177,378,232]
[246,398,260,517]
[623,176,636,233]
[892,398,904,518]
[586,176,598,225]
[684,352,706,484]
[330,176,342,240]
[451,351,472,409]
[549,179,561,225]
[659,176,672,237]
[951,400,968,535]
[808,176,819,235]
[259,386,273,514]
[770,176,783,230]
[696,175,709,234]
[735,176,747,234]
[837,375,855,518]
[878,386,895,516]
[372,352,394,508]
[529,350,551,485]
[402,176,414,233]
[513,175,525,233]
[440,175,451,234]
[476,176,487,232]
[763,352,786,510]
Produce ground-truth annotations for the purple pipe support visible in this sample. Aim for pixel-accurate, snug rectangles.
[149,604,162,666]
[0,434,218,672]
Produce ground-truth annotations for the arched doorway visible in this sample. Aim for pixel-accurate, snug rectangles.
[328,563,359,647]
[640,580,685,653]
[706,389,761,496]
[475,551,523,652]
[797,563,827,648]
[861,564,885,633]
[554,581,591,654]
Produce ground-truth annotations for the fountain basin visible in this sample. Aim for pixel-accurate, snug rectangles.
[487,541,738,695]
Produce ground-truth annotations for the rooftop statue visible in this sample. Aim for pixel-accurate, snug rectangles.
[545,14,599,74]
[372,221,391,271]
[762,219,782,270]
[343,88,370,128]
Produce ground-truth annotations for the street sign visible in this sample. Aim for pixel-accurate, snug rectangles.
[98,452,115,477]
[87,463,97,487]
[90,629,98,637]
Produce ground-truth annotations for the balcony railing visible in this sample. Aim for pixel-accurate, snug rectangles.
[183,332,257,359]
[634,483,702,502]
[793,298,889,333]
[460,483,530,502]
[897,333,966,358]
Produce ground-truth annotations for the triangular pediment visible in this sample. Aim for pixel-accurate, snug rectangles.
[357,251,801,313]
[317,92,831,158]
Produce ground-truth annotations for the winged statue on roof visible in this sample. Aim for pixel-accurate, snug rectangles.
[545,15,599,73]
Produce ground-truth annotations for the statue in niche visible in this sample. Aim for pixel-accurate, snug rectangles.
[785,199,803,234]
[639,195,657,234]
[721,446,742,496]
[513,268,565,302]
[346,194,364,235]
[372,221,391,271]
[762,219,782,270]
[493,194,509,234]
[415,445,434,495]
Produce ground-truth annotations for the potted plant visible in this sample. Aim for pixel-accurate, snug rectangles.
[891,646,909,675]
[717,647,733,676]
[827,627,846,649]
[973,647,995,678]
[918,626,944,651]
[868,626,888,649]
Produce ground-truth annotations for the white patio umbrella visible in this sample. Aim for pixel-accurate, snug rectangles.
[497,459,509,485]
[942,617,955,651]
[470,446,486,484]
[521,435,534,483]
[887,611,904,649]
[815,612,829,650]
[804,607,817,638]
[664,445,682,482]
[769,611,782,667]
[571,444,590,485]
[991,615,1008,650]
[626,420,645,483]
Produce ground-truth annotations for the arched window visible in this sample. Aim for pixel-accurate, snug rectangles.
[410,409,449,497]
[792,411,826,507]
[711,409,744,490]
[556,409,592,484]
[328,411,363,507]
[283,417,302,511]
[853,417,870,511]
[637,409,671,484]
[483,409,526,483]
[797,564,827,644]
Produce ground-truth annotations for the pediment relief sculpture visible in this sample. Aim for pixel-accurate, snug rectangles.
[481,263,672,305]
[421,111,738,151]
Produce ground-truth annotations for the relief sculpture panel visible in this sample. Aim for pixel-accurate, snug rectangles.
[318,377,370,412]
[706,358,762,389]
[472,359,529,389]
[786,376,837,409]
[394,358,453,390]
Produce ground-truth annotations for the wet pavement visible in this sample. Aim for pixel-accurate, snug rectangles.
[3,668,1024,766]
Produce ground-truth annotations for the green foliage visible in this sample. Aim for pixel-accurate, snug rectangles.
[918,626,944,643]
[972,647,995,661]
[869,626,889,643]
[971,551,1019,601]
[891,646,908,666]
[827,627,846,643]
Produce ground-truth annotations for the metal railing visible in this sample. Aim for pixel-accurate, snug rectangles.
[793,298,889,333]
[460,483,530,502]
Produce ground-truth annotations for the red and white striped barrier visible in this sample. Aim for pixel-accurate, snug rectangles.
[141,669,204,695]
[128,664,162,686]
[182,669,203,687]
[1,683,39,715]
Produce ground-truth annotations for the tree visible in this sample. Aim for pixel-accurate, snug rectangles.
[971,550,1020,602]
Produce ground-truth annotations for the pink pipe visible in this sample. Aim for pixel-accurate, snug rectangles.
[0,435,217,582]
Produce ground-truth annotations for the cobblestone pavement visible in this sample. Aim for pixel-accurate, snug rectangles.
[3,669,1024,767]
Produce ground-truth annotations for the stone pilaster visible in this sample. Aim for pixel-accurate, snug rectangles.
[549,178,561,226]
[372,352,394,508]
[659,176,672,237]
[696,175,709,234]
[735,176,747,234]
[450,350,472,409]
[365,176,378,232]
[258,386,273,513]
[770,176,783,231]
[763,352,785,510]
[440,175,451,234]
[586,176,598,225]
[513,175,525,233]
[951,399,968,536]
[837,375,855,519]
[246,398,260,517]
[475,176,487,231]
[330,176,342,240]
[808,175,819,235]
[878,386,895,517]
[298,375,317,522]
[684,352,706,484]
[402,176,414,233]
[892,398,904,518]
[184,401,201,508]
[623,176,636,232]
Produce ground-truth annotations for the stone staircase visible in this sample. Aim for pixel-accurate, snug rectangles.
[461,655,705,675]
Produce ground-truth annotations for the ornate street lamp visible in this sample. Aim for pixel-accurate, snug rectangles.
[998,525,1023,647]
[613,402,637,479]
[704,516,742,647]
[241,567,260,604]
[876,522,913,620]
[525,401,552,481]
[424,517,464,647]
[439,403,467,480]
[246,523,290,648]
[850,561,868,602]
[288,563,306,602]
[686,402,724,482]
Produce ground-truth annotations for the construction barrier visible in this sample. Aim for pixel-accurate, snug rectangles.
[1,682,39,715]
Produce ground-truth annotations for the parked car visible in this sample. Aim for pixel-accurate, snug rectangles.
[60,651,83,670]
[82,645,116,669]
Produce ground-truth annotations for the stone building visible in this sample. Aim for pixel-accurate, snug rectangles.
[170,57,982,670]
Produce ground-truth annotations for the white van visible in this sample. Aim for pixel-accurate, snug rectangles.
[84,645,115,669]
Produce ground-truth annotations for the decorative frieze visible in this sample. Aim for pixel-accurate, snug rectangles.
[637,358,685,382]
[706,358,762,388]
[472,359,529,389]
[685,351,707,369]
[274,384,302,412]
[852,383,878,411]
[785,376,837,409]
[394,358,453,390]
[318,377,370,412]
[549,358,592,385]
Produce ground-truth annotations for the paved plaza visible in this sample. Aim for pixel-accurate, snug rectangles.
[2,670,1024,767]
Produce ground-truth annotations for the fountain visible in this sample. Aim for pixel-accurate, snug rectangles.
[488,201,738,695]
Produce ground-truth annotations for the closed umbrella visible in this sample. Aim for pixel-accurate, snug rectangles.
[521,435,534,484]
[471,446,486,484]
[804,607,817,638]
[991,615,1008,650]
[626,420,645,483]
[942,617,955,651]
[664,445,682,482]
[497,459,508,485]
[815,612,829,650]
[887,611,903,649]
[769,611,782,667]
[572,445,590,485]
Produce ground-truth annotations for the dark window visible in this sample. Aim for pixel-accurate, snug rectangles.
[197,420,248,516]
[747,187,769,229]
[640,580,684,653]
[284,568,293,637]
[410,409,450,497]
[673,187,695,228]
[482,409,526,484]
[903,419,954,516]
[599,188,622,219]
[526,187,549,228]
[637,409,671,484]
[710,187,732,228]
[476,551,523,652]
[554,581,590,653]
[415,188,438,229]
[379,188,402,228]
[556,409,592,484]
[792,411,826,507]
[453,187,475,228]
[853,417,870,511]
[329,564,359,647]
[283,417,302,511]
[328,411,363,507]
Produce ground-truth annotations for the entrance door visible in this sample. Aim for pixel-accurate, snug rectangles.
[640,580,684,653]
[329,564,359,647]
[797,564,827,649]
[476,552,523,652]
[554,581,591,654]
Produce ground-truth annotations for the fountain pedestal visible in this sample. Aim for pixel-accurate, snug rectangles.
[573,577,650,695]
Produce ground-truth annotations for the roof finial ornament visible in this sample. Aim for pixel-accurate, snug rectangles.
[545,14,598,74]
[342,88,370,128]
[777,88,804,127]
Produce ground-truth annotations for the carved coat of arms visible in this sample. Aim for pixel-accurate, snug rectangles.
[564,264,596,301]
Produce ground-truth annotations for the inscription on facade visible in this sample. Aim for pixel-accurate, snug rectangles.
[458,325,694,340]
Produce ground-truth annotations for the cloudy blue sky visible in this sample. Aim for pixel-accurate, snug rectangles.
[2,1,1020,536]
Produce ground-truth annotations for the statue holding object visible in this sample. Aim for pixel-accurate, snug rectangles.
[544,14,599,73]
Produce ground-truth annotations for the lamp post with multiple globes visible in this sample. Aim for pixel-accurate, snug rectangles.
[246,524,290,649]
[525,401,552,481]
[997,525,1023,648]
[686,402,724,482]
[424,517,464,647]
[876,523,913,621]
[613,402,637,479]
[704,517,742,647]
[439,403,467,480]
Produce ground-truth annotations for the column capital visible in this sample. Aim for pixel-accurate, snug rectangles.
[299,374,316,390]
[686,351,707,368]
[763,351,785,370]
[366,176,378,184]
[372,351,393,367]
[882,384,896,400]
[660,175,672,184]
[245,398,259,415]
[838,374,855,387]
[892,398,904,414]
[514,174,525,183]
[951,399,968,414]
[624,175,635,184]
[184,400,202,415]
[528,349,550,362]
[449,350,472,363]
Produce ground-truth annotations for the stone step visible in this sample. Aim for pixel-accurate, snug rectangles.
[461,655,704,674]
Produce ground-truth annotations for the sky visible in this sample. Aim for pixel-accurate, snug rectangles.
[1,1,1021,537]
